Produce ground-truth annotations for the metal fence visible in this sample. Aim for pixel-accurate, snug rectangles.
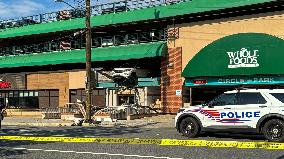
[41,107,80,119]
[0,29,166,56]
[97,104,159,120]
[0,0,188,30]
[41,107,80,114]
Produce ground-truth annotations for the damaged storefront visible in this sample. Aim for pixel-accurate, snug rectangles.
[0,42,165,111]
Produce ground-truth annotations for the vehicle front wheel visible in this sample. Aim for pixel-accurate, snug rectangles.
[179,117,200,138]
[263,119,284,142]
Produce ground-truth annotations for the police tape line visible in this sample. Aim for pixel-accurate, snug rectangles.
[160,140,284,149]
[0,136,162,145]
[0,136,284,150]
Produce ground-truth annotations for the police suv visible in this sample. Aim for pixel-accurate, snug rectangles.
[175,89,284,142]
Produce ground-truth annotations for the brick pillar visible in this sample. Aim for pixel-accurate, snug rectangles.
[161,47,183,113]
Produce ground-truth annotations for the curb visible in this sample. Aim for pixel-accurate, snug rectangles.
[2,122,73,127]
[2,122,173,128]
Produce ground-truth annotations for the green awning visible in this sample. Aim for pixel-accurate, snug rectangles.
[0,0,278,39]
[182,33,284,78]
[0,41,165,68]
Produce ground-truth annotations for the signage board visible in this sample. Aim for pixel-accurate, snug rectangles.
[0,82,11,88]
[193,79,207,85]
[176,90,182,96]
[0,74,26,89]
[185,76,284,87]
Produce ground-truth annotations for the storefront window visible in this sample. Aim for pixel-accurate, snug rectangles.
[29,91,34,96]
[14,91,19,97]
[118,95,134,105]
[24,92,29,97]
[70,89,106,107]
[99,90,105,96]
[0,90,58,109]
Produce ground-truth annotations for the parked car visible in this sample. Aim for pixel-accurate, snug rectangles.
[175,89,284,142]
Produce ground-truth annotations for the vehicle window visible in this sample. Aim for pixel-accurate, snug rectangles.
[210,93,236,106]
[238,93,266,105]
[270,93,284,103]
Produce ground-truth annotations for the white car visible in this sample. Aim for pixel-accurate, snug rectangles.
[175,89,284,142]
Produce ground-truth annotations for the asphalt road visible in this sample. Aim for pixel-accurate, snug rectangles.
[0,126,284,159]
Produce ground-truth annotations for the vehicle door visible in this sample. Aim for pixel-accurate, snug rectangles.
[201,93,238,127]
[233,92,269,128]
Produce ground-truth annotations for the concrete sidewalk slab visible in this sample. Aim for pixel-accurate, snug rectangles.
[1,115,176,128]
[2,117,73,127]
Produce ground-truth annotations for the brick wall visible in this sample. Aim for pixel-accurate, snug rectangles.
[27,72,69,107]
[161,47,183,113]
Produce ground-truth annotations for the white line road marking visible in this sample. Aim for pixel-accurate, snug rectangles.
[75,152,94,154]
[10,147,183,159]
[60,151,76,153]
[84,135,96,138]
[52,134,65,137]
[44,150,60,152]
[19,129,30,132]
[123,155,140,157]
[27,149,43,151]
[21,134,36,136]
[107,153,125,156]
[90,153,108,155]
[12,148,27,150]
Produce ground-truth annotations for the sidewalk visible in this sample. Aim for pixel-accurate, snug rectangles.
[2,117,73,127]
[2,115,176,128]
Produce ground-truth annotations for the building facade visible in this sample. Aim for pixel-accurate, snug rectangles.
[0,0,283,114]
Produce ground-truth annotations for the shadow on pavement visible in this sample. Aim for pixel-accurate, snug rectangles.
[0,123,156,158]
[0,123,157,137]
[0,147,29,158]
[0,139,41,158]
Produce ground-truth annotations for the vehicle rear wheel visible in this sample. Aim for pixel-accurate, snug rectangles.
[179,117,200,138]
[263,119,284,142]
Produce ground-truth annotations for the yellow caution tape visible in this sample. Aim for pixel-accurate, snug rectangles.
[0,136,162,144]
[1,136,284,150]
[160,139,284,150]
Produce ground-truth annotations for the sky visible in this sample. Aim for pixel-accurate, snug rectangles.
[0,0,114,20]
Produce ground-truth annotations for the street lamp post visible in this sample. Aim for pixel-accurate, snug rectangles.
[55,0,92,124]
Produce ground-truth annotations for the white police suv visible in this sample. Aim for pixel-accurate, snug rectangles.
[175,89,284,142]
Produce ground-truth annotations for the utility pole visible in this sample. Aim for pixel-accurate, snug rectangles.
[85,0,92,123]
[55,0,92,124]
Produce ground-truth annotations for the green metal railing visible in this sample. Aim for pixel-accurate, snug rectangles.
[0,0,187,30]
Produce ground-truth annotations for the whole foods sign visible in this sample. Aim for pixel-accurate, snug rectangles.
[227,48,259,68]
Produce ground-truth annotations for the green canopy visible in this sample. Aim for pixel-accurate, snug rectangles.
[0,41,165,68]
[0,0,278,39]
[182,33,284,78]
